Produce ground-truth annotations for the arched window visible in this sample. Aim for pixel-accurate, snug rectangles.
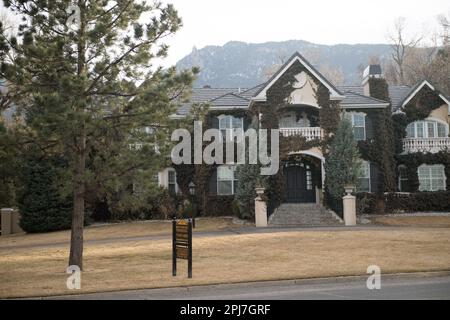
[406,120,448,138]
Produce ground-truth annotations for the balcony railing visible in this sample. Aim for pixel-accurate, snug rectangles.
[279,127,324,141]
[402,137,450,154]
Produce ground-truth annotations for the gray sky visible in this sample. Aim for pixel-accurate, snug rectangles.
[1,0,449,67]
[162,0,449,66]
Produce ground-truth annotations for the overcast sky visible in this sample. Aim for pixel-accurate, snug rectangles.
[161,0,449,66]
[1,0,449,67]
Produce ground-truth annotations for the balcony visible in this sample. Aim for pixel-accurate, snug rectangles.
[279,127,324,141]
[402,137,450,154]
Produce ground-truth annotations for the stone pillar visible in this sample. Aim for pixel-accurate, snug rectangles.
[1,208,13,236]
[11,210,23,234]
[343,195,357,226]
[255,187,268,228]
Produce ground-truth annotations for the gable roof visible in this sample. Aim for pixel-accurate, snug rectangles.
[209,93,250,108]
[399,80,450,110]
[252,52,345,101]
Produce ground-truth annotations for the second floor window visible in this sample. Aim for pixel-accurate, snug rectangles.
[406,120,448,139]
[345,112,366,141]
[218,115,243,141]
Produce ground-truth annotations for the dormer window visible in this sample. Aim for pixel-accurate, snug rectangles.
[406,120,448,138]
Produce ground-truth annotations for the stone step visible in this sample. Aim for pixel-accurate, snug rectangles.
[269,203,343,227]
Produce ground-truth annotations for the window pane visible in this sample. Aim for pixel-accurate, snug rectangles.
[218,181,233,195]
[353,114,365,127]
[359,161,370,178]
[427,122,435,138]
[438,123,447,137]
[406,124,415,138]
[358,178,370,192]
[354,127,365,141]
[416,122,424,138]
[232,117,243,129]
[168,171,176,184]
[218,166,234,180]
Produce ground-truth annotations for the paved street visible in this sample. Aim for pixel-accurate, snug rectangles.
[45,273,450,300]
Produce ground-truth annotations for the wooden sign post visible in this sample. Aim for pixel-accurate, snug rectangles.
[172,218,193,278]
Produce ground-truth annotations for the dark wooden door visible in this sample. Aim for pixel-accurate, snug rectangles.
[284,164,316,203]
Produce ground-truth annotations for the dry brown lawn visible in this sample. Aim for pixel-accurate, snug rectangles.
[1,221,450,299]
[0,217,241,249]
[367,215,450,228]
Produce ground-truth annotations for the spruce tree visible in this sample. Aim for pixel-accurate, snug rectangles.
[0,1,197,269]
[325,116,362,200]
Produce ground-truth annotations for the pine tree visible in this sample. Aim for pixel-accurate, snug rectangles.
[0,1,197,269]
[325,117,362,200]
[18,150,73,233]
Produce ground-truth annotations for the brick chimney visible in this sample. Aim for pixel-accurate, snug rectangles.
[362,65,382,96]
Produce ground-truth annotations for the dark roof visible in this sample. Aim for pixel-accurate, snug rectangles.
[175,87,248,116]
[210,93,250,107]
[389,85,412,111]
[340,91,389,106]
[239,84,266,99]
[254,52,343,97]
[367,65,382,75]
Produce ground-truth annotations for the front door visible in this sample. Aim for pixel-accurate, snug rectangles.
[284,163,316,203]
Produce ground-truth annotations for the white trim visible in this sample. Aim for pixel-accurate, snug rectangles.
[401,80,450,110]
[210,105,249,110]
[341,103,389,109]
[253,55,345,102]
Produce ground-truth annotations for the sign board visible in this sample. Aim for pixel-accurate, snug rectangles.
[172,219,193,278]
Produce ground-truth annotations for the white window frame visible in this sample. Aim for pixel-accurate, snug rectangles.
[418,164,446,192]
[346,112,366,141]
[217,165,238,196]
[357,160,371,192]
[218,115,244,142]
[406,119,449,139]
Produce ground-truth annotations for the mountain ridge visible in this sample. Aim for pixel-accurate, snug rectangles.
[176,39,393,87]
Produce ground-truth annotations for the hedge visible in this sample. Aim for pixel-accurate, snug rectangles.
[357,191,450,214]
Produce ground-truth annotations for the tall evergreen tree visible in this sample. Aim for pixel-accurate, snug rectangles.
[325,117,362,200]
[0,1,197,269]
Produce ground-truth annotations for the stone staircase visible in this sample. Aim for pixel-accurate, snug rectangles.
[269,203,343,227]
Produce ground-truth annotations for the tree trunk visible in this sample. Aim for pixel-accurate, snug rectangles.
[69,134,86,269]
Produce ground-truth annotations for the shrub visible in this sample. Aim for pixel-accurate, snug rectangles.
[356,191,450,214]
[18,155,73,233]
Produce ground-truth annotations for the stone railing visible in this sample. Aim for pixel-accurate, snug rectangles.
[402,137,450,154]
[279,127,324,141]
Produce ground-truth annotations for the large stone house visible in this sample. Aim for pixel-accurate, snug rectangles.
[159,52,450,222]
